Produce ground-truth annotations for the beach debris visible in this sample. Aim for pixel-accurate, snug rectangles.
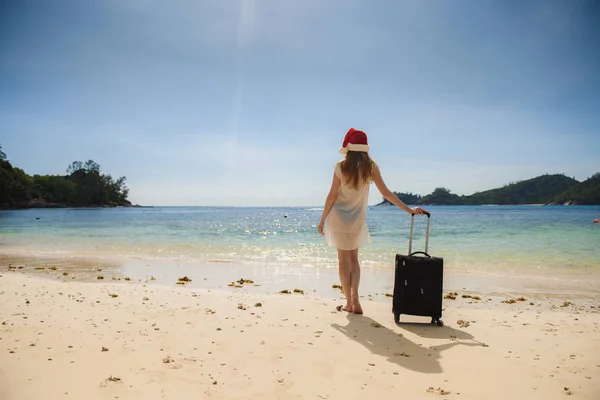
[101,347,109,352]
[564,387,572,395]
[370,322,382,328]
[109,294,118,298]
[457,319,470,328]
[124,277,131,281]
[293,288,304,294]
[177,276,192,284]
[368,363,375,366]
[427,387,451,395]
[216,328,222,331]
[49,266,57,271]
[279,290,291,294]
[62,272,69,276]
[254,302,262,307]
[444,293,457,300]
[238,304,247,310]
[517,296,527,301]
[34,267,45,270]
[97,276,104,280]
[228,278,254,287]
[106,376,121,382]
[143,297,149,301]
[163,355,174,364]
[561,302,573,307]
[502,299,517,304]
[384,293,393,297]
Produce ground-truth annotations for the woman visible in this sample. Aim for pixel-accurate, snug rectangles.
[318,128,428,315]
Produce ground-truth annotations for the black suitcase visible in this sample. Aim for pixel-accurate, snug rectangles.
[392,212,444,326]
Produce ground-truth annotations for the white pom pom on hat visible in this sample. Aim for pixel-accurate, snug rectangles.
[339,128,370,154]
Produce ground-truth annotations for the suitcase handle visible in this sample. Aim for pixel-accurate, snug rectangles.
[409,251,431,258]
[408,213,430,255]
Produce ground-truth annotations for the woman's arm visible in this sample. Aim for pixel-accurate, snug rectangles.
[318,172,341,235]
[372,165,428,215]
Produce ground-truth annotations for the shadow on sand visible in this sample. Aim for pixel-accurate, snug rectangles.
[331,314,485,374]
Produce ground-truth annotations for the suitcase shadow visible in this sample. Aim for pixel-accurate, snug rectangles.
[331,315,483,374]
[396,321,476,341]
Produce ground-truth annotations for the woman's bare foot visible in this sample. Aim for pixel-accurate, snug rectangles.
[336,304,353,313]
[352,297,363,315]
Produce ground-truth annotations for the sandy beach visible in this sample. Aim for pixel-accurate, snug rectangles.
[1,262,599,400]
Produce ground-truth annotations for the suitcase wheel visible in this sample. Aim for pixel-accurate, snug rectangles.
[431,318,444,327]
[393,312,400,324]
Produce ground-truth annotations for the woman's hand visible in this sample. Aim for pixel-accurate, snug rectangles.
[411,207,429,215]
[318,221,325,235]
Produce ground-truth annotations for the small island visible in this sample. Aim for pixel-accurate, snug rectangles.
[377,173,600,206]
[0,144,139,209]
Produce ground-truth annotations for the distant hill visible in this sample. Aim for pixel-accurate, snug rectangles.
[0,144,132,209]
[376,173,600,206]
[464,174,579,205]
[550,173,600,205]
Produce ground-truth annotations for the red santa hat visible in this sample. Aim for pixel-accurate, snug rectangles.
[339,128,370,154]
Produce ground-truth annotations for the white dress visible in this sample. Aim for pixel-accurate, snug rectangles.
[324,161,372,250]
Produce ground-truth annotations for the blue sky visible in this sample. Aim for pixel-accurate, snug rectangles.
[1,0,599,206]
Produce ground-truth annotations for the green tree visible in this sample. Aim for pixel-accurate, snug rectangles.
[66,161,84,175]
[1,154,130,209]
[420,187,465,205]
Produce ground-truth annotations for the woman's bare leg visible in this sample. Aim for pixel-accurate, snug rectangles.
[336,248,353,312]
[350,249,363,314]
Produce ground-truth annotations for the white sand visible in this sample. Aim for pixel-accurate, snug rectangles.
[1,269,599,400]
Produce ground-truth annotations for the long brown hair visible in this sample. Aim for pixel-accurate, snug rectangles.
[341,151,375,189]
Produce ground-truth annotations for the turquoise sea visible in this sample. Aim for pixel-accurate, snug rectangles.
[1,206,599,297]
[1,205,599,272]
